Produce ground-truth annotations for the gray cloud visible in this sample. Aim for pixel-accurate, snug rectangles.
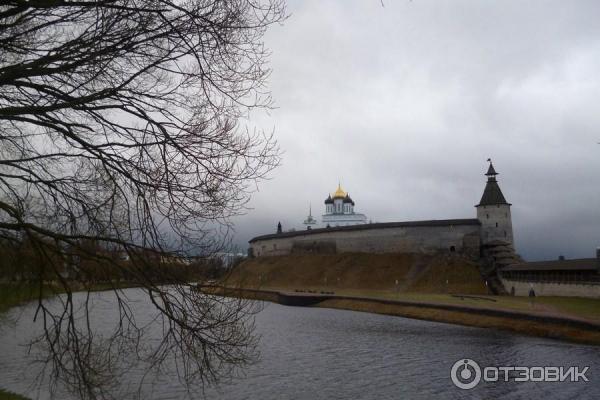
[231,0,600,261]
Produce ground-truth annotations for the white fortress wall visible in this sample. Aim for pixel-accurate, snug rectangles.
[501,278,600,299]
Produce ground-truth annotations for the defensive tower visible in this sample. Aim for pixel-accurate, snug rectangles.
[476,160,514,246]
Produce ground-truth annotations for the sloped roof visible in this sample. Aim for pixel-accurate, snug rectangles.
[477,180,510,206]
[503,258,598,272]
[486,163,498,176]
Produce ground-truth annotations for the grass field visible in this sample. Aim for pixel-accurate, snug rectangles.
[0,283,46,314]
[0,390,28,400]
[226,254,600,323]
[332,291,600,321]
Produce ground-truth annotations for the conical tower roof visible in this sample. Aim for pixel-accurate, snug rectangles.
[486,162,498,176]
[477,160,510,206]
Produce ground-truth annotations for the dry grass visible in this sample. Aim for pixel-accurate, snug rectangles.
[317,298,600,345]
[226,253,487,294]
[222,254,600,344]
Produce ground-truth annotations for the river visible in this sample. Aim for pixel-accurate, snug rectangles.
[0,289,598,399]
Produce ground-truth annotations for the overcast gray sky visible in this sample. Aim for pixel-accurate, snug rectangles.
[231,0,600,261]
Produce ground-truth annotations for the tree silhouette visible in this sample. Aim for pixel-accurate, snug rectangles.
[0,0,285,397]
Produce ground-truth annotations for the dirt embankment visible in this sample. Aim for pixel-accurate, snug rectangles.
[218,254,600,345]
[225,253,487,294]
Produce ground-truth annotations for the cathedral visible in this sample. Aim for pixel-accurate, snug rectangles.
[303,184,368,229]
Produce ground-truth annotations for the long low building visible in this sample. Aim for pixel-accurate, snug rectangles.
[500,253,600,298]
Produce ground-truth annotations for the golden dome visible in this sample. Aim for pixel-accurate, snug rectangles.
[332,183,346,199]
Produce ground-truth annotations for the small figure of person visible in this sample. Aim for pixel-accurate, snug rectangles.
[528,286,536,307]
[277,221,282,234]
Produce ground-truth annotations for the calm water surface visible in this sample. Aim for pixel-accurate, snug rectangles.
[0,289,599,399]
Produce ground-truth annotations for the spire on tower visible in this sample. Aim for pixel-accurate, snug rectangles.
[303,203,317,226]
[477,160,509,206]
[485,158,498,179]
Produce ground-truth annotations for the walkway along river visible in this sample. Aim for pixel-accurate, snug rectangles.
[209,286,600,345]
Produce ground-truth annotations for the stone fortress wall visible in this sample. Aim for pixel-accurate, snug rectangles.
[247,161,600,298]
[500,278,600,298]
[249,220,482,258]
[250,161,513,260]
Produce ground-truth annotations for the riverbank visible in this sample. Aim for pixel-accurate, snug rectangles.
[0,284,45,400]
[0,390,28,400]
[0,282,141,313]
[220,253,600,344]
[207,286,600,346]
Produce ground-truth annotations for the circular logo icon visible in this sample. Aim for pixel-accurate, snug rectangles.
[451,359,481,390]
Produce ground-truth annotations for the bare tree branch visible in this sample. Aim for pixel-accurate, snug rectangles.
[0,0,285,397]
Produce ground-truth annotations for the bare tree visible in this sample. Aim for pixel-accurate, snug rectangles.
[0,0,285,398]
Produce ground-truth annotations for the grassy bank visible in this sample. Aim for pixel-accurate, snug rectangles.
[221,253,600,345]
[305,290,600,322]
[316,297,600,345]
[0,281,141,315]
[228,253,488,294]
[0,283,47,314]
[213,286,600,345]
[0,284,43,400]
[0,390,28,400]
